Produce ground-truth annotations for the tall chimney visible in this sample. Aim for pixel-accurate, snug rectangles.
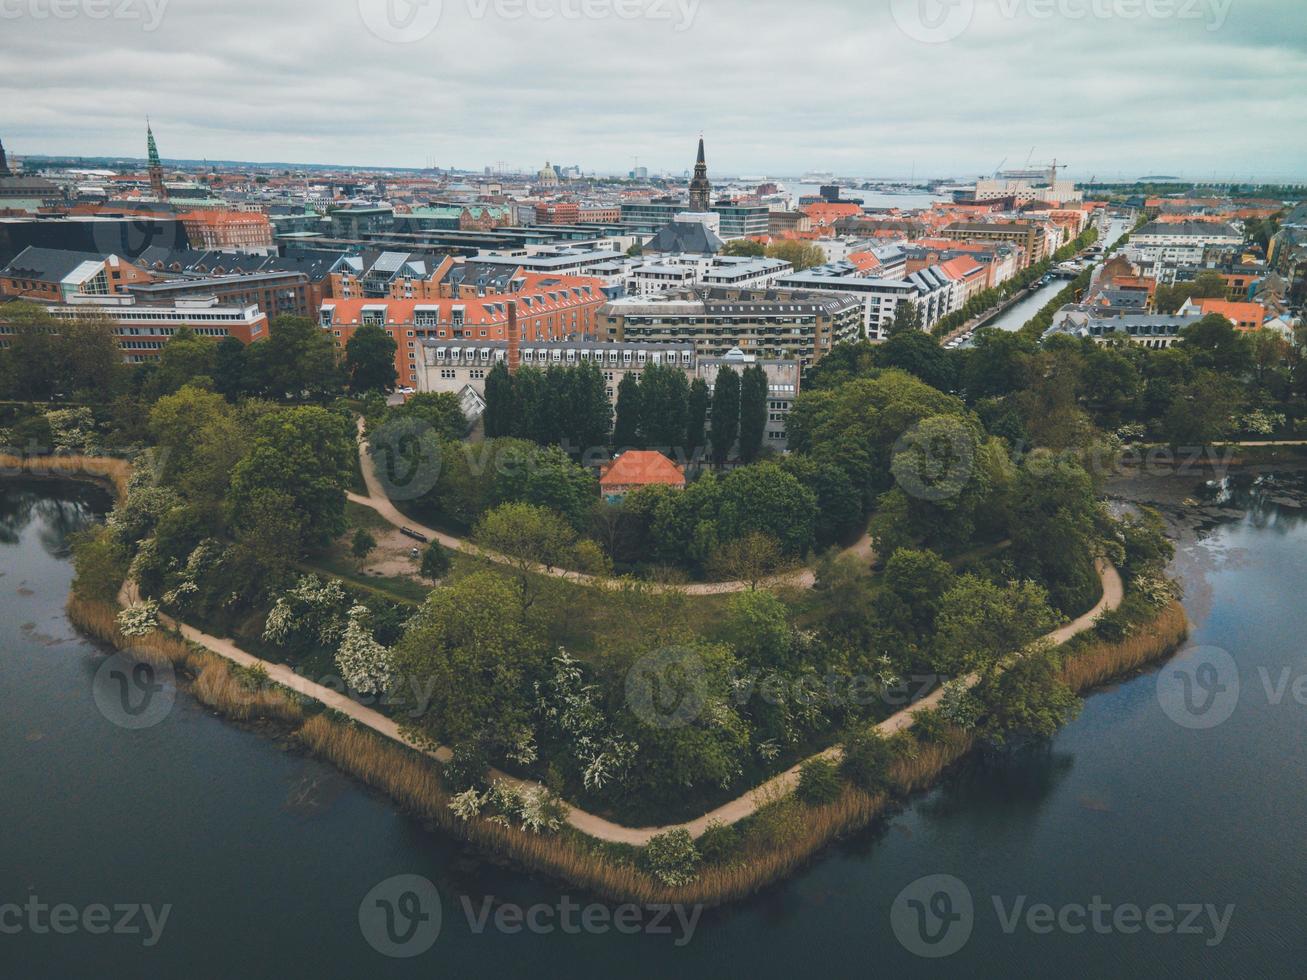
[506,299,520,375]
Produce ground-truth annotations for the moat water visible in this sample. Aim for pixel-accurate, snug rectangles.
[3,473,1304,978]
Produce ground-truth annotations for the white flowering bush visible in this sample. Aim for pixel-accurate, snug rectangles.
[46,407,98,453]
[116,600,160,637]
[448,787,485,822]
[938,679,982,730]
[262,575,350,651]
[335,605,394,695]
[533,651,638,792]
[517,785,565,834]
[161,539,224,608]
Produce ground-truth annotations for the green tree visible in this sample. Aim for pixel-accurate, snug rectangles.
[875,330,955,392]
[797,756,842,805]
[150,327,217,398]
[212,336,249,401]
[738,364,769,463]
[765,239,825,271]
[566,360,613,452]
[709,365,741,465]
[933,575,1057,676]
[706,531,788,589]
[473,502,578,612]
[351,528,377,558]
[612,371,642,448]
[888,300,923,337]
[391,570,546,751]
[226,406,354,549]
[1179,313,1253,374]
[344,323,398,394]
[420,540,452,579]
[381,392,468,442]
[483,361,515,438]
[246,315,341,400]
[685,377,710,461]
[720,239,766,258]
[639,363,689,452]
[974,644,1081,745]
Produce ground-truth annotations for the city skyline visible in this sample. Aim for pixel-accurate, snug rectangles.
[2,0,1305,179]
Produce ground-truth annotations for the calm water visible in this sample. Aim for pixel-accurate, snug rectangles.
[3,475,1306,978]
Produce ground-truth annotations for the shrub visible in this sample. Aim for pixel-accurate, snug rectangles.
[421,540,452,580]
[443,741,491,793]
[351,528,377,559]
[642,829,701,887]
[909,707,949,744]
[796,756,842,806]
[840,726,895,794]
[695,821,740,866]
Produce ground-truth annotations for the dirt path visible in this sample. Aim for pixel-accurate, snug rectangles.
[129,560,1122,846]
[351,418,831,596]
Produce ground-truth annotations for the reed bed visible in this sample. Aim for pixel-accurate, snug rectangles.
[1061,600,1189,693]
[0,453,131,501]
[67,595,305,726]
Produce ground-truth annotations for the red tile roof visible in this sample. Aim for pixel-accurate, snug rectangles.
[599,451,686,489]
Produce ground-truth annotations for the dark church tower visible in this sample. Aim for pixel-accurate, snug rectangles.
[688,136,711,212]
[0,138,11,178]
[147,122,168,201]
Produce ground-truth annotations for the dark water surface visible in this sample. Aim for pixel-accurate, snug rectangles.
[3,475,1305,978]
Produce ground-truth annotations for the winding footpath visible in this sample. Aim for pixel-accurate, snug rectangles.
[134,562,1122,846]
[348,419,825,595]
[76,448,1121,846]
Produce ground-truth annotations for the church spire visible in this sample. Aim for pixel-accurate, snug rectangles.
[146,120,167,201]
[689,135,711,212]
[0,137,10,178]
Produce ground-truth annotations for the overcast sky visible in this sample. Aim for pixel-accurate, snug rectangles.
[2,0,1304,180]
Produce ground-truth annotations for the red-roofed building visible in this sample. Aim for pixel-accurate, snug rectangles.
[178,210,274,251]
[1183,297,1267,331]
[802,202,863,229]
[937,254,988,304]
[319,273,607,389]
[599,450,686,501]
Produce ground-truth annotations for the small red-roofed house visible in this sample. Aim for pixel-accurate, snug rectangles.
[599,451,687,502]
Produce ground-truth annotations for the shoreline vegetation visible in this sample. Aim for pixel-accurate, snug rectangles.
[33,452,1191,907]
[65,583,1186,907]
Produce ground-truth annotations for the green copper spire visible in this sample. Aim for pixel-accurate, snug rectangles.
[147,121,161,168]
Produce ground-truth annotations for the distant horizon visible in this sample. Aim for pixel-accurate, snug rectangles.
[10,149,1307,188]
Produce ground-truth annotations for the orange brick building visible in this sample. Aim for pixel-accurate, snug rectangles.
[320,273,608,389]
[179,210,274,251]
